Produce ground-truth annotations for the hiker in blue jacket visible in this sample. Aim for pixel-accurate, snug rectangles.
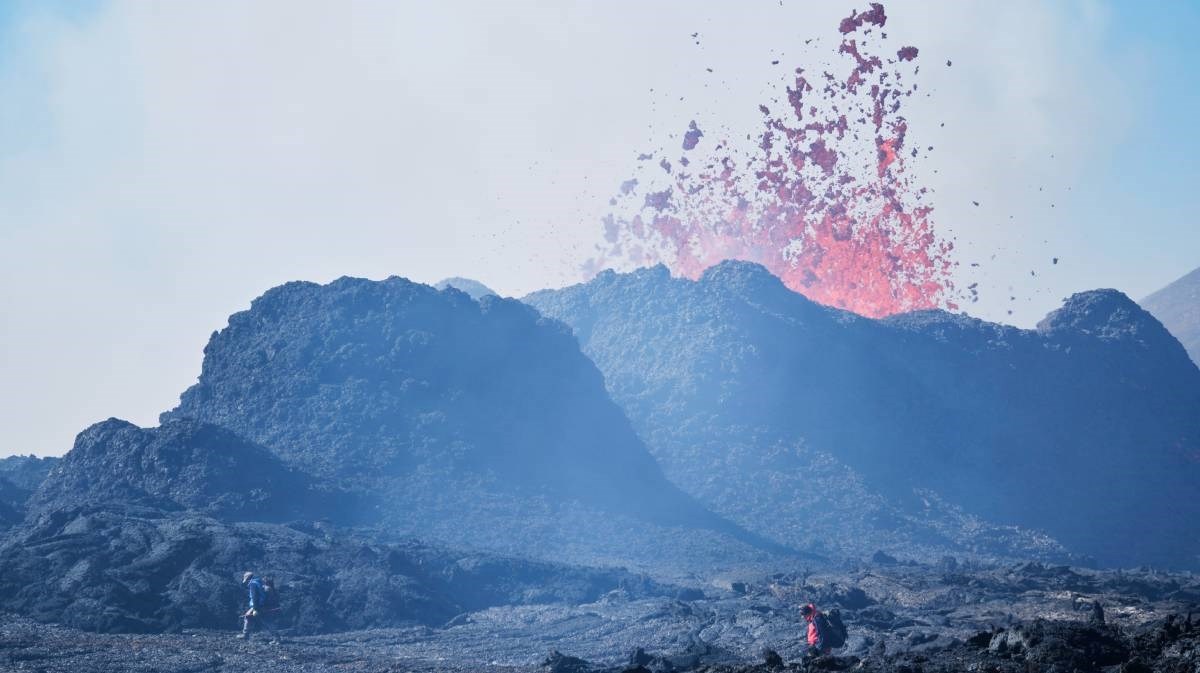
[238,571,265,639]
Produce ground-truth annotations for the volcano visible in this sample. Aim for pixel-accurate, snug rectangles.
[527,261,1200,569]
[160,275,775,569]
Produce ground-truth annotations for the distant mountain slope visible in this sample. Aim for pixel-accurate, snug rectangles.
[163,275,776,569]
[0,455,58,492]
[1141,265,1200,365]
[526,262,1200,569]
[434,277,497,301]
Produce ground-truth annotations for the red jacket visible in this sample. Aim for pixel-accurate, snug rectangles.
[805,606,829,653]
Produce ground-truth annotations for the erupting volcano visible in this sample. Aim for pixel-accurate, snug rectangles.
[589,3,956,318]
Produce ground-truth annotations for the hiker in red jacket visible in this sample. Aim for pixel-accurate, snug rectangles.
[802,603,830,656]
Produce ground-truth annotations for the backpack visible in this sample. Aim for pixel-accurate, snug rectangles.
[820,609,848,648]
[259,577,281,612]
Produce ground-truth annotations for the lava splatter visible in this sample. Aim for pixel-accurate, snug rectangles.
[587,3,957,317]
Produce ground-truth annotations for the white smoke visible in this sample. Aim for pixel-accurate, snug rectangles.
[0,0,1145,455]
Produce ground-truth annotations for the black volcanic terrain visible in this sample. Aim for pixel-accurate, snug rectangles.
[26,418,328,522]
[0,277,737,637]
[7,559,1200,672]
[527,261,1200,569]
[160,276,769,567]
[0,454,57,527]
[2,268,1199,673]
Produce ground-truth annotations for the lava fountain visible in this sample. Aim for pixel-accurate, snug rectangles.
[588,3,956,317]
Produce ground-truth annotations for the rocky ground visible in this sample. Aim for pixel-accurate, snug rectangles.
[5,557,1200,672]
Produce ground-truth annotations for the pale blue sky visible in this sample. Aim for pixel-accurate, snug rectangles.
[1064,1,1200,291]
[1,1,1197,456]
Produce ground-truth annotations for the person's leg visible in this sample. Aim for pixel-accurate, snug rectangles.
[240,613,256,638]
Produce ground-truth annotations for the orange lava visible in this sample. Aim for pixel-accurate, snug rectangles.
[589,3,956,317]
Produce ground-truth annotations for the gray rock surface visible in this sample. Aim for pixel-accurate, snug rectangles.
[4,559,1200,672]
[0,454,58,527]
[161,275,774,569]
[0,505,669,634]
[0,454,58,492]
[28,418,332,523]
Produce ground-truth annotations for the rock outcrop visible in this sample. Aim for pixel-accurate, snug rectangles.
[160,275,775,567]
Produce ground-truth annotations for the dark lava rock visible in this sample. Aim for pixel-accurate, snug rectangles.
[27,418,331,523]
[760,648,784,668]
[800,654,859,671]
[629,646,677,673]
[165,276,660,495]
[544,650,593,673]
[0,275,784,638]
[0,505,665,635]
[526,262,1200,568]
[0,483,22,527]
[852,605,915,630]
[834,587,872,610]
[872,551,900,566]
[784,581,873,611]
[3,556,1200,672]
[989,620,1128,671]
[0,455,58,526]
[1038,288,1181,348]
[162,275,768,566]
[0,454,58,491]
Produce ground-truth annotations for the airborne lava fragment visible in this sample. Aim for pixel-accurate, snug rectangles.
[589,3,957,317]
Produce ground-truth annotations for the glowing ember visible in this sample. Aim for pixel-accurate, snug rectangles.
[587,3,956,317]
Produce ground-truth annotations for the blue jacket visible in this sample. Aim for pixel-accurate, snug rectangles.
[246,577,265,610]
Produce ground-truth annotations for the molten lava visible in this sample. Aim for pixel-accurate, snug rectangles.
[588,2,956,317]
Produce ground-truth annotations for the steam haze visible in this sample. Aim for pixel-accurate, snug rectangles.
[1,0,1196,456]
